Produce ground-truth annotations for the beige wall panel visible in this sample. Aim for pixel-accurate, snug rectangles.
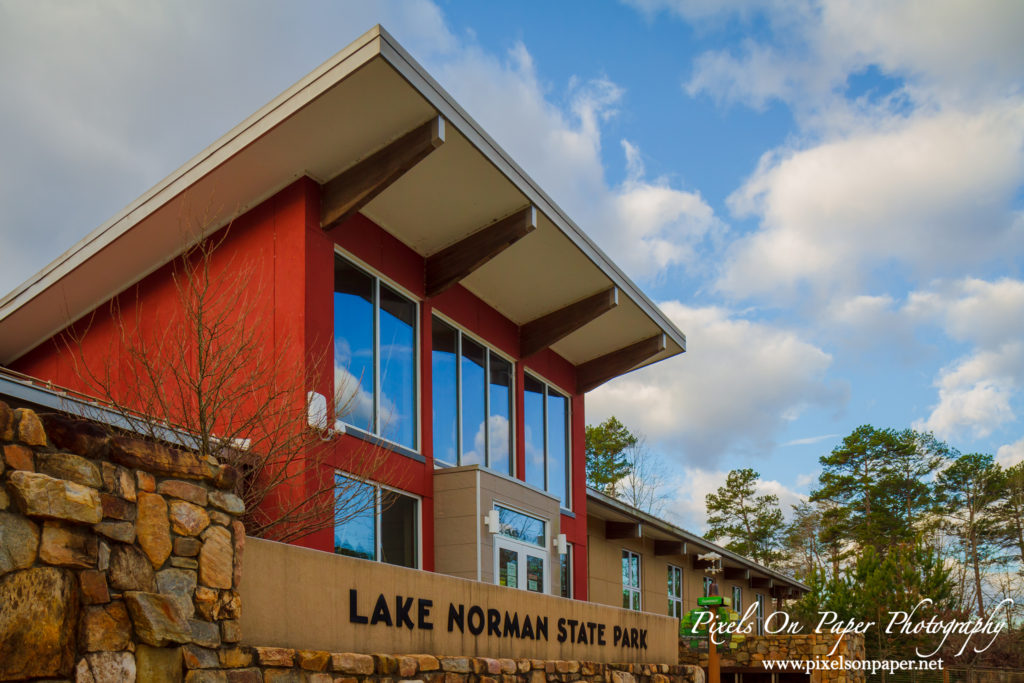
[241,538,678,663]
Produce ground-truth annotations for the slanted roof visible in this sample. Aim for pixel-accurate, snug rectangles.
[586,487,809,594]
[0,26,684,384]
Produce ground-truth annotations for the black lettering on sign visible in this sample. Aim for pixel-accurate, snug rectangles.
[395,596,414,629]
[349,589,368,624]
[419,599,433,630]
[370,594,392,627]
[613,625,622,646]
[640,629,648,649]
[535,616,548,641]
[448,603,464,633]
[521,615,535,640]
[557,618,568,643]
[487,609,501,636]
[598,623,607,645]
[504,612,520,638]
[467,606,485,635]
[630,628,638,648]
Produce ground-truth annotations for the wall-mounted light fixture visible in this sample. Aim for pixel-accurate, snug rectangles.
[484,509,500,534]
[553,533,568,555]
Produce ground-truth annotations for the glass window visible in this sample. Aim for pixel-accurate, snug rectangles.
[523,374,571,507]
[622,550,641,611]
[334,256,417,449]
[498,547,518,588]
[668,565,683,618]
[756,594,765,635]
[430,317,513,474]
[732,585,742,612]
[560,545,572,599]
[703,576,713,597]
[334,473,419,568]
[495,505,545,546]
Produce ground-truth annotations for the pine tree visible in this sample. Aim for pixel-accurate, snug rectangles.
[994,461,1024,565]
[584,416,636,495]
[810,425,946,552]
[937,453,1005,618]
[705,468,785,568]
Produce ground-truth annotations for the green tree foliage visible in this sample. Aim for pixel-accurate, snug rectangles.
[937,453,1006,618]
[994,461,1024,565]
[810,425,947,551]
[705,468,785,568]
[584,416,635,495]
[823,539,957,660]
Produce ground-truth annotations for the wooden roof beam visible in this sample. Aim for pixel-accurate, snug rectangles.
[605,521,641,540]
[654,540,686,556]
[724,567,750,581]
[425,205,536,297]
[321,115,445,229]
[520,286,618,358]
[576,334,666,394]
[749,576,773,590]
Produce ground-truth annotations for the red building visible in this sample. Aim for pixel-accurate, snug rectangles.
[0,27,688,603]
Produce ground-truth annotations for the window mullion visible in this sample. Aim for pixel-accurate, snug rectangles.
[483,349,490,468]
[455,331,463,465]
[543,386,549,491]
[373,279,380,436]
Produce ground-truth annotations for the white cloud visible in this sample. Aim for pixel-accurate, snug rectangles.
[907,278,1024,440]
[588,302,845,465]
[675,0,1024,112]
[718,106,1024,301]
[996,437,1024,467]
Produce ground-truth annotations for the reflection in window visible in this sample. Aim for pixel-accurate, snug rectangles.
[334,473,419,568]
[526,554,544,593]
[334,256,417,449]
[431,318,513,474]
[732,585,742,612]
[523,375,570,507]
[668,565,683,618]
[703,576,713,597]
[622,549,641,610]
[495,505,545,546]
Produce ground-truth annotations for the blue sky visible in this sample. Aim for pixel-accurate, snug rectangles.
[1,1,1022,530]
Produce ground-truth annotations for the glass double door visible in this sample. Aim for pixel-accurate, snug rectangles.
[495,537,547,594]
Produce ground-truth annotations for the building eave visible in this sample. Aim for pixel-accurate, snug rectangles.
[585,487,810,593]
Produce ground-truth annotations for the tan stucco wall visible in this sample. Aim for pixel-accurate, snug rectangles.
[586,515,760,619]
[434,466,562,590]
[240,537,679,663]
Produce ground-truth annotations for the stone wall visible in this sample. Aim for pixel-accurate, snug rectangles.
[0,401,702,683]
[679,633,866,683]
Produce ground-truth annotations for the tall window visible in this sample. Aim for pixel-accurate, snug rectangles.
[431,318,513,474]
[703,576,713,597]
[524,375,570,507]
[560,545,572,599]
[667,565,683,618]
[333,473,419,568]
[756,593,765,635]
[732,585,742,612]
[334,255,417,449]
[622,550,641,610]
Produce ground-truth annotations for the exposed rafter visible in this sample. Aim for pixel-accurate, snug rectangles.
[520,286,618,358]
[321,116,445,229]
[576,334,666,394]
[653,540,685,556]
[605,521,641,540]
[724,567,750,581]
[749,576,773,590]
[425,206,537,297]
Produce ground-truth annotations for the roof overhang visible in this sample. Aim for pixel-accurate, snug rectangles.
[0,26,685,380]
[586,488,809,593]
